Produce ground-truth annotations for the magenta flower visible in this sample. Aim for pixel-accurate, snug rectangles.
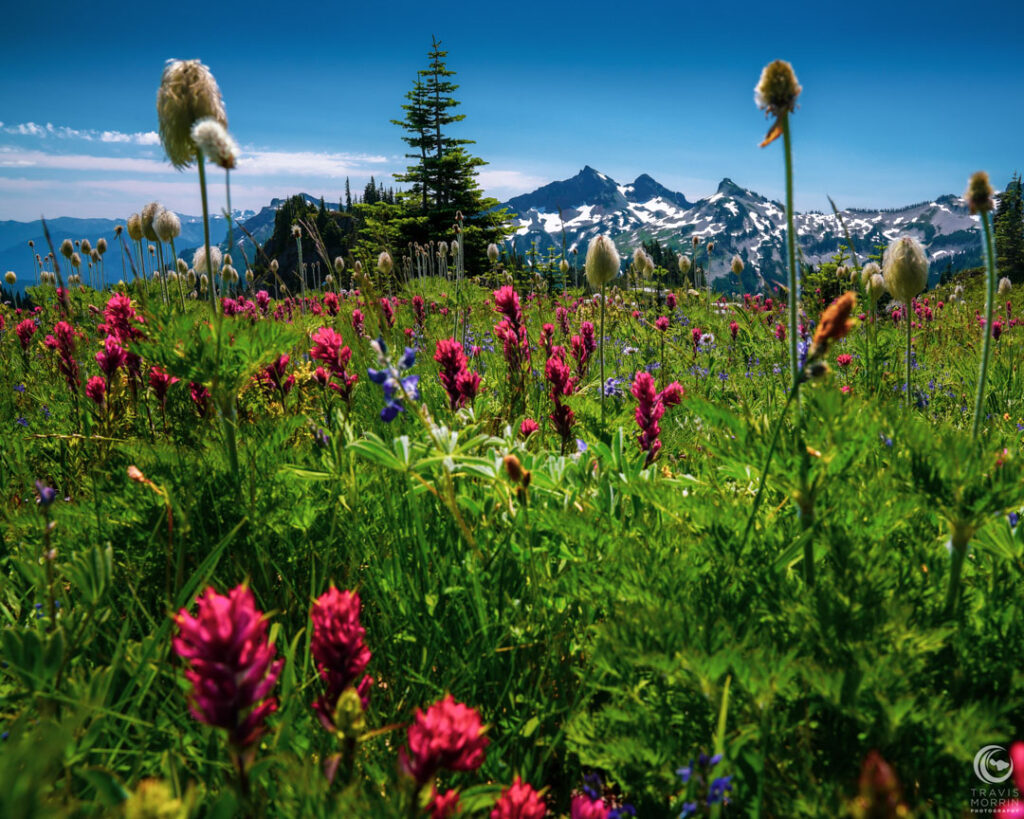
[632,373,684,465]
[148,366,179,409]
[96,335,127,379]
[311,327,357,403]
[413,294,426,328]
[540,323,555,357]
[98,292,145,342]
[323,291,340,316]
[44,320,81,392]
[546,352,576,452]
[173,584,283,750]
[310,587,373,731]
[400,695,489,785]
[15,318,37,351]
[351,308,365,337]
[655,316,670,333]
[85,375,106,407]
[380,297,395,328]
[556,305,570,334]
[520,418,539,437]
[435,338,477,410]
[190,381,210,416]
[666,292,677,310]
[570,793,609,819]
[430,788,462,818]
[491,777,546,819]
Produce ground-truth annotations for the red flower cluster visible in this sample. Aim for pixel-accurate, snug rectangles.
[257,354,295,398]
[434,338,481,410]
[546,352,577,450]
[323,291,340,316]
[15,318,37,351]
[44,320,81,392]
[173,584,283,749]
[631,371,684,465]
[381,297,395,328]
[491,777,546,819]
[149,366,179,409]
[413,294,426,329]
[401,694,489,785]
[310,587,373,731]
[310,326,358,402]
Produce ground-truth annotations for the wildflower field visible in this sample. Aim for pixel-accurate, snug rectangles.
[2,58,1024,819]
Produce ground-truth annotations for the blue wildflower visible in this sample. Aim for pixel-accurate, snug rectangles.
[14,384,25,393]
[576,438,588,453]
[36,481,56,507]
[604,377,624,398]
[16,416,28,427]
[707,775,733,805]
[1010,512,1020,528]
[368,337,419,422]
[679,802,698,818]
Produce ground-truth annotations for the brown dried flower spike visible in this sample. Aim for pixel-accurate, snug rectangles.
[964,170,994,215]
[756,60,801,146]
[808,291,856,361]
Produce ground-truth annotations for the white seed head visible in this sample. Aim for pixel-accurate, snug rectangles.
[585,235,620,288]
[96,238,107,254]
[678,254,691,275]
[4,271,15,285]
[334,256,345,274]
[998,277,1012,297]
[192,245,222,275]
[860,261,880,288]
[190,117,239,170]
[60,238,74,258]
[154,208,181,242]
[270,259,279,273]
[71,252,81,268]
[291,225,301,239]
[560,258,570,274]
[140,202,161,241]
[487,243,499,263]
[157,59,228,170]
[731,255,744,275]
[90,249,100,263]
[126,214,143,241]
[377,251,393,275]
[223,253,232,267]
[867,273,886,304]
[81,239,92,255]
[199,273,209,292]
[882,236,928,305]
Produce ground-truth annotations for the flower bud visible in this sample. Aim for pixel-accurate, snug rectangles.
[291,225,301,239]
[377,251,393,275]
[559,258,569,274]
[126,214,143,241]
[191,118,239,170]
[4,271,15,285]
[964,170,994,215]
[96,238,107,254]
[754,59,802,117]
[60,238,74,258]
[140,201,161,241]
[867,273,886,304]
[334,256,345,274]
[81,238,92,255]
[731,255,744,275]
[154,208,181,242]
[997,277,1012,297]
[487,243,499,263]
[585,235,620,288]
[678,254,691,275]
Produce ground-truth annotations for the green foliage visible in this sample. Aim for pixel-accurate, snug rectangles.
[1,269,1022,817]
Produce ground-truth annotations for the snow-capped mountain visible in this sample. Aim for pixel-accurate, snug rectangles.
[500,166,982,286]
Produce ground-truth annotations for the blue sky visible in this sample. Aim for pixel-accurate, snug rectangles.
[1,0,1022,220]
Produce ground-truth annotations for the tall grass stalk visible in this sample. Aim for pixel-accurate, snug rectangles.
[781,113,799,392]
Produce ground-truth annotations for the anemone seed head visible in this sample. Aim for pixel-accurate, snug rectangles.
[882,236,928,305]
[157,59,228,170]
[154,208,181,242]
[585,235,620,288]
[192,245,222,275]
[140,202,161,242]
[964,170,994,215]
[190,118,239,170]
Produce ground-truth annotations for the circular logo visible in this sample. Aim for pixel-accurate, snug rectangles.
[975,745,1014,784]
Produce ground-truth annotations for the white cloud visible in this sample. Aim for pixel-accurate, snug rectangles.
[100,130,161,145]
[239,149,390,177]
[0,148,175,174]
[477,169,548,198]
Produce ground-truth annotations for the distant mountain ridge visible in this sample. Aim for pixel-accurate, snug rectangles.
[499,167,983,286]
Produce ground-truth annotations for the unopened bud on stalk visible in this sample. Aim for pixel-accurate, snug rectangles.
[291,225,301,239]
[97,238,107,254]
[560,258,569,274]
[90,249,100,263]
[71,252,81,268]
[5,271,15,285]
[451,241,459,256]
[585,235,620,288]
[177,258,188,275]
[81,238,92,255]
[334,256,345,274]
[755,59,802,117]
[60,238,74,259]
[964,170,994,215]
[692,236,701,248]
[269,259,279,273]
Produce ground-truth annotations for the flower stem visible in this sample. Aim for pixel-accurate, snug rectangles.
[781,113,799,393]
[944,536,969,617]
[905,303,912,408]
[197,151,215,315]
[971,210,997,439]
[600,282,606,426]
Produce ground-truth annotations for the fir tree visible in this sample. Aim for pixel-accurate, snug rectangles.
[344,178,352,212]
[391,37,511,270]
[994,172,1024,283]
